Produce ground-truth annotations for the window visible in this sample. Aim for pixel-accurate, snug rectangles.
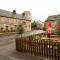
[10,27,14,32]
[6,26,9,31]
[0,27,3,32]
[14,25,17,27]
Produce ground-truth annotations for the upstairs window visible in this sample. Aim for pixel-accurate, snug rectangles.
[22,13,25,16]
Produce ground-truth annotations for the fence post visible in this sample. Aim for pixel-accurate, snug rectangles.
[44,40,45,57]
[46,41,48,58]
[42,40,43,57]
[39,41,41,56]
[37,40,39,56]
[52,41,53,60]
[29,36,31,55]
[57,42,59,60]
[55,42,56,60]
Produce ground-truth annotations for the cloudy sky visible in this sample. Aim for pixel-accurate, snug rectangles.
[0,0,60,22]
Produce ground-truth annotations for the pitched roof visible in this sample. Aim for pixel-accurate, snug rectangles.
[0,9,32,20]
[45,14,60,21]
[0,9,23,19]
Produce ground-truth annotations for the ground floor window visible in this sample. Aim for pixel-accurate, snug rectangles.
[6,26,9,32]
[0,27,3,32]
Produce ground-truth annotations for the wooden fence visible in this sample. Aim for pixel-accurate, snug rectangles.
[16,36,60,60]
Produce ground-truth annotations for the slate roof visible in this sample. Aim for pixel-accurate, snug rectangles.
[0,9,23,19]
[0,9,32,20]
[45,14,60,22]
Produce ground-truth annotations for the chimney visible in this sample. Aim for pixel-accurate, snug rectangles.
[13,10,16,14]
[22,13,25,16]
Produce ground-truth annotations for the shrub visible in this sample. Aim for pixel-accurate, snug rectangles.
[32,35,41,42]
[31,21,37,30]
[56,29,60,35]
[16,24,24,34]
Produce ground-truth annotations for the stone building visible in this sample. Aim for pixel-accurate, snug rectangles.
[0,9,32,32]
[45,14,60,34]
[34,20,44,30]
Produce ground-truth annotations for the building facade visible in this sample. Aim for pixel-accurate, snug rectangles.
[0,9,32,32]
[34,20,44,30]
[45,14,60,34]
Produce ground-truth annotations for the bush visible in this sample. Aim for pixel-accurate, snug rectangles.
[31,21,37,30]
[56,29,60,35]
[16,24,24,34]
[32,35,41,42]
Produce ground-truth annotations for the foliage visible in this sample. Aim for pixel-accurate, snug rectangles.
[10,28,15,32]
[56,29,60,35]
[31,21,37,30]
[4,30,9,32]
[56,20,60,35]
[43,22,46,31]
[16,24,24,34]
[32,35,41,42]
[53,45,60,52]
[43,26,46,31]
[20,43,28,50]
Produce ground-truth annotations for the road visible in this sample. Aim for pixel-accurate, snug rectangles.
[0,30,46,41]
[0,32,52,60]
[0,30,45,45]
[0,35,16,41]
[0,42,52,60]
[0,41,50,60]
[0,34,16,46]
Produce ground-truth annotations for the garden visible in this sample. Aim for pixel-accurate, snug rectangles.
[15,23,60,60]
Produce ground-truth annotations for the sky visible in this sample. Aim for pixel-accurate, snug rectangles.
[0,0,60,22]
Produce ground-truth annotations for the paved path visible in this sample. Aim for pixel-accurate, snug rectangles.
[0,35,16,41]
[0,30,45,45]
[0,55,13,60]
[0,30,45,41]
[0,30,52,60]
[0,43,43,60]
[0,42,52,60]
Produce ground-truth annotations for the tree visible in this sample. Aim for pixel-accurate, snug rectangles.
[31,21,37,30]
[56,29,60,35]
[16,24,24,37]
[56,15,60,35]
[56,20,60,35]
